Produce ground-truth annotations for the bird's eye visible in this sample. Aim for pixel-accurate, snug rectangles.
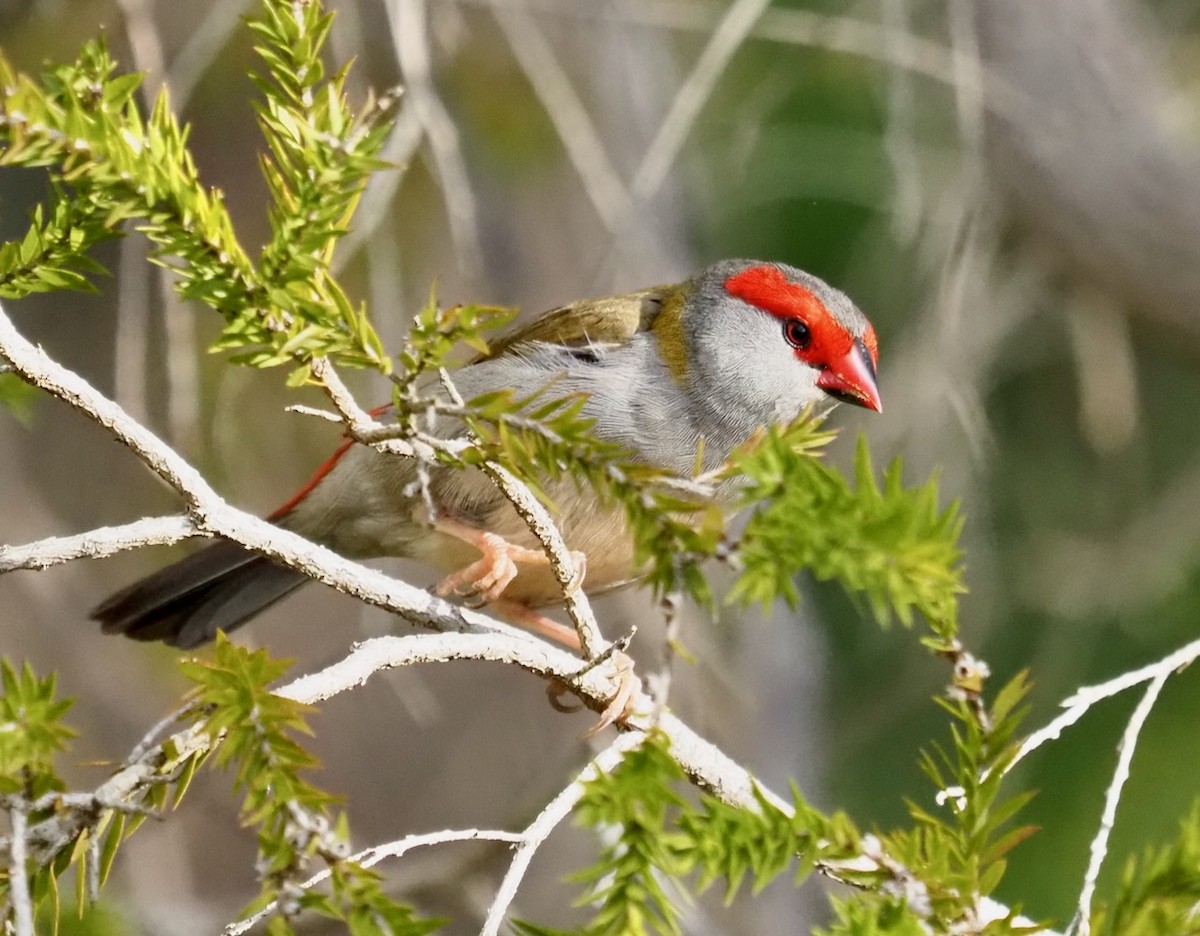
[783,318,811,350]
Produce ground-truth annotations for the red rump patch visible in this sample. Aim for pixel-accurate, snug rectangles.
[268,402,395,520]
[724,265,855,367]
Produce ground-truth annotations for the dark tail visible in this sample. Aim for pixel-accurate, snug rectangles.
[90,539,309,649]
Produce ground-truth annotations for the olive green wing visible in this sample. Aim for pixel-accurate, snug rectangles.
[475,286,667,362]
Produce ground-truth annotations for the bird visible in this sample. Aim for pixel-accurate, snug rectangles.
[92,259,880,657]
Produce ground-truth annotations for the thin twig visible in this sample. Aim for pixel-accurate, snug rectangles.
[1009,634,1200,772]
[480,732,645,936]
[8,801,34,936]
[1071,672,1169,936]
[310,357,605,657]
[0,299,945,920]
[225,828,523,935]
[0,515,199,573]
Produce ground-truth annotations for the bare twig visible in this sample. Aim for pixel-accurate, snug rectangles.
[480,459,604,657]
[0,304,522,641]
[7,801,34,936]
[225,828,524,935]
[480,732,645,936]
[309,357,605,657]
[1,298,946,923]
[1071,672,1169,936]
[1010,634,1200,772]
[0,515,199,573]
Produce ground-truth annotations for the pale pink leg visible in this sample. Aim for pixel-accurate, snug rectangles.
[489,597,580,651]
[582,651,640,738]
[432,517,586,603]
[432,517,632,733]
[491,600,638,736]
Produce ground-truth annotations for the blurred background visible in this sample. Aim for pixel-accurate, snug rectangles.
[4,0,1200,931]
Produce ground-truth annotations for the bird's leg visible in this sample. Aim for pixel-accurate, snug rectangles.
[431,517,587,603]
[487,597,580,650]
[431,517,635,733]
[487,598,641,734]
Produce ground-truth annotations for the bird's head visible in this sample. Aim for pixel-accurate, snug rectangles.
[663,259,880,428]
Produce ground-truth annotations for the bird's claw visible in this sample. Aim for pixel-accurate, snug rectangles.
[563,551,587,596]
[580,650,640,738]
[435,532,527,604]
[432,519,589,607]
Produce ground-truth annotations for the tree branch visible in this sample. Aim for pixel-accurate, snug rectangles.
[480,732,645,936]
[0,515,199,573]
[1071,672,1169,936]
[225,828,526,935]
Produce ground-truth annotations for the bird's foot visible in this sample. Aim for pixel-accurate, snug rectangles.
[547,647,640,737]
[581,650,640,738]
[491,601,638,736]
[432,518,586,604]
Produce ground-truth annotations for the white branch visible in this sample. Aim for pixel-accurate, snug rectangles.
[0,298,952,925]
[275,632,788,817]
[225,828,524,935]
[7,801,34,936]
[0,515,199,572]
[310,357,605,657]
[1010,634,1200,773]
[0,307,538,645]
[1071,672,1169,936]
[480,733,645,936]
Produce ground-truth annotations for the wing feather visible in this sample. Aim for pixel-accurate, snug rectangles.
[476,287,665,361]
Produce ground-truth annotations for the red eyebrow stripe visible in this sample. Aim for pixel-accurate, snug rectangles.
[724,265,856,361]
[724,265,826,325]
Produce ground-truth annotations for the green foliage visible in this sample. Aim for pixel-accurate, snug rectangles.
[0,0,392,381]
[0,2,1032,934]
[1090,799,1200,936]
[37,898,129,936]
[393,291,516,395]
[887,671,1039,933]
[520,736,862,936]
[519,673,1042,936]
[731,428,964,638]
[815,897,930,936]
[182,635,441,935]
[0,197,112,299]
[0,659,74,799]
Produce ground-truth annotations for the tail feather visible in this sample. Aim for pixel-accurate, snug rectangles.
[91,539,309,648]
